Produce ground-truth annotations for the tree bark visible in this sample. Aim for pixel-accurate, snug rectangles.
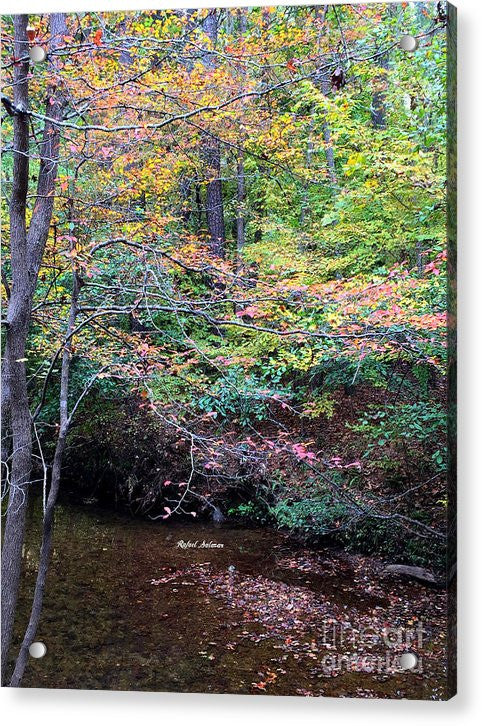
[315,8,337,188]
[320,76,338,186]
[371,49,389,129]
[1,13,66,683]
[236,153,246,256]
[201,10,225,257]
[10,220,80,687]
[1,15,32,683]
[300,119,314,227]
[236,9,248,261]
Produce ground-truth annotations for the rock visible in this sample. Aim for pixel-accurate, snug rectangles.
[382,564,441,587]
[211,506,225,526]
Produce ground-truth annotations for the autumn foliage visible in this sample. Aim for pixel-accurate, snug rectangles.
[2,4,449,567]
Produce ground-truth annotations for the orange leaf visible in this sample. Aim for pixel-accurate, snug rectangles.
[93,29,103,46]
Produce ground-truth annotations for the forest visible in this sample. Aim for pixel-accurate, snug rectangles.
[1,3,455,696]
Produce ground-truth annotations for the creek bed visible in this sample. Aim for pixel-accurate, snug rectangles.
[14,499,448,699]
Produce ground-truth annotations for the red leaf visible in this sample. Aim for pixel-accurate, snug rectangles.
[236,305,258,319]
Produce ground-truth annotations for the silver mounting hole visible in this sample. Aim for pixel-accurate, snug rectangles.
[399,35,418,52]
[29,46,47,63]
[399,651,418,670]
[29,641,47,658]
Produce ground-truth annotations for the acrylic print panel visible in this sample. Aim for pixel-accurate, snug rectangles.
[1,1,456,699]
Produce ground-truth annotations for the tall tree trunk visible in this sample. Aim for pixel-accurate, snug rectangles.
[300,120,314,227]
[205,142,225,257]
[321,76,338,187]
[371,49,389,128]
[1,16,32,682]
[201,10,225,257]
[371,4,391,129]
[236,153,246,257]
[236,9,248,262]
[315,9,337,188]
[10,219,81,687]
[1,13,66,683]
[195,184,203,229]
